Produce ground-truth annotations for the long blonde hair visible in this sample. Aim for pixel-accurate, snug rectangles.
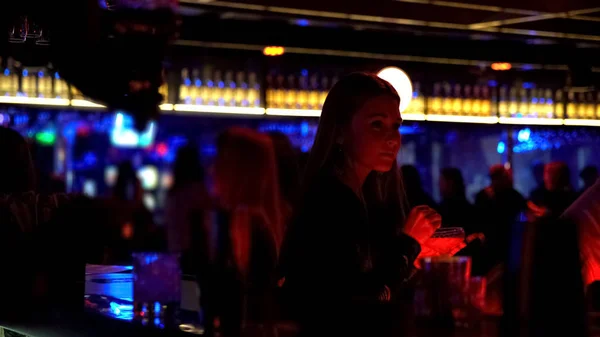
[303,72,409,228]
[215,127,284,254]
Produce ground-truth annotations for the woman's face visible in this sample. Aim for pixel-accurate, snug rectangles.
[343,95,402,173]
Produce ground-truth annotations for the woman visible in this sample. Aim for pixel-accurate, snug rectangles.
[280,73,440,335]
[206,127,283,336]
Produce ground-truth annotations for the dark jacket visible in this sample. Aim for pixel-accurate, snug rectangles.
[279,173,420,335]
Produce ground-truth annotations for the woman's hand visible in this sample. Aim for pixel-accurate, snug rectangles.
[402,206,441,246]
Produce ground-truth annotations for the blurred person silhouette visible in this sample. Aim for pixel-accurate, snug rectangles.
[474,164,526,273]
[267,131,300,224]
[204,127,283,336]
[400,164,436,210]
[438,167,477,234]
[529,161,546,201]
[279,73,440,336]
[580,165,598,194]
[165,144,211,267]
[0,127,105,318]
[530,161,578,218]
[29,141,66,194]
[107,160,154,263]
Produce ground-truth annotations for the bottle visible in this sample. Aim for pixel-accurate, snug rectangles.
[213,70,225,106]
[508,87,518,116]
[462,85,472,115]
[285,74,297,109]
[37,69,52,98]
[235,71,247,107]
[442,82,452,115]
[586,92,595,119]
[159,82,168,104]
[543,89,553,118]
[481,86,491,117]
[297,74,309,110]
[248,72,260,107]
[567,91,577,119]
[190,68,202,105]
[54,72,69,99]
[499,86,508,117]
[430,83,442,115]
[555,90,565,119]
[577,92,587,119]
[179,68,191,104]
[452,83,462,115]
[308,74,320,110]
[201,66,213,105]
[71,84,84,100]
[412,82,424,115]
[319,76,330,109]
[528,89,538,117]
[518,88,528,117]
[223,71,235,106]
[265,73,275,108]
[21,68,36,97]
[274,74,286,109]
[472,85,482,116]
[596,92,600,119]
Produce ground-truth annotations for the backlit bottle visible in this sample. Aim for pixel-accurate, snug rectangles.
[223,71,235,106]
[543,89,553,118]
[274,74,285,109]
[297,74,309,110]
[213,70,225,106]
[452,83,462,115]
[596,92,600,119]
[235,71,247,107]
[499,87,508,117]
[265,74,275,108]
[462,85,472,115]
[308,74,320,110]
[411,82,424,115]
[577,92,587,119]
[179,68,191,104]
[442,82,452,115]
[319,76,330,109]
[518,88,528,116]
[190,68,202,105]
[248,72,260,107]
[285,74,297,109]
[586,92,595,119]
[37,69,53,98]
[472,85,482,116]
[54,72,68,99]
[481,86,491,117]
[566,91,577,119]
[528,89,538,117]
[201,67,213,105]
[555,90,564,119]
[430,83,442,115]
[21,68,36,97]
[508,87,518,116]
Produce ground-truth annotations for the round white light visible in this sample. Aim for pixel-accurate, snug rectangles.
[377,67,413,113]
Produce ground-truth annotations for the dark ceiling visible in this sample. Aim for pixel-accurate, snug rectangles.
[176,0,600,68]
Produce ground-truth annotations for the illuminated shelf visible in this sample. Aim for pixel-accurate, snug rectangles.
[70,99,106,108]
[402,113,426,121]
[159,103,174,111]
[498,117,564,126]
[0,96,70,106]
[173,104,265,115]
[563,119,600,127]
[266,108,321,117]
[426,114,499,124]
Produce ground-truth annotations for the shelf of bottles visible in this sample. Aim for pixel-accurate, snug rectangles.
[174,67,264,115]
[4,62,600,128]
